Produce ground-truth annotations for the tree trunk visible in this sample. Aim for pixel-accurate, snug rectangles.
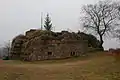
[99,35,104,51]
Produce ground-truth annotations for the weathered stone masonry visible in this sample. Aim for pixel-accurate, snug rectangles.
[11,29,88,61]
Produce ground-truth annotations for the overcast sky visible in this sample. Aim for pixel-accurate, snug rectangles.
[0,0,119,49]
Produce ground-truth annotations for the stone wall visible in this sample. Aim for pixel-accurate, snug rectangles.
[11,30,88,61]
[22,40,87,61]
[25,29,37,38]
[10,35,27,59]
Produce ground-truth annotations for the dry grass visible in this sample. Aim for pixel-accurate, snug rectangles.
[0,52,120,80]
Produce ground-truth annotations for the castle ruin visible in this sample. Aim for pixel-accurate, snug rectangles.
[10,29,88,61]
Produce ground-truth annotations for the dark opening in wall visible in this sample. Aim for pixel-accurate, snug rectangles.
[71,52,75,56]
[57,43,60,46]
[48,52,52,55]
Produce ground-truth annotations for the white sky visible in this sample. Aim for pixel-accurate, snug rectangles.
[0,0,119,50]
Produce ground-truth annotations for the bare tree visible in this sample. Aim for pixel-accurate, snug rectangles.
[0,48,2,59]
[3,41,11,59]
[114,2,120,40]
[81,0,119,50]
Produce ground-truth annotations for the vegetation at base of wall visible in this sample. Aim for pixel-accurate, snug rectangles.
[3,56,9,60]
[78,32,101,49]
[88,47,102,52]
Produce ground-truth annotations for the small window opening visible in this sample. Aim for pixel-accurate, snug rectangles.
[48,52,52,55]
[57,43,60,46]
[71,52,75,56]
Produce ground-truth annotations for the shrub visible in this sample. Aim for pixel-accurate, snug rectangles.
[3,56,9,60]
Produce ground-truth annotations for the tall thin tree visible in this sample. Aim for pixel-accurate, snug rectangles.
[44,13,52,31]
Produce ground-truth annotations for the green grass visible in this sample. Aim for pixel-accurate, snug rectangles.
[0,52,120,80]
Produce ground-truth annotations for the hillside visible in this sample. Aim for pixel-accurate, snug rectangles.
[0,52,120,80]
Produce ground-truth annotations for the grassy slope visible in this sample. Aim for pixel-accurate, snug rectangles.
[0,52,120,80]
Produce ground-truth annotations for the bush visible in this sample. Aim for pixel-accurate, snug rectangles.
[3,56,9,60]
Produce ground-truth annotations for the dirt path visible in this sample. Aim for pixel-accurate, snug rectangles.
[0,59,90,69]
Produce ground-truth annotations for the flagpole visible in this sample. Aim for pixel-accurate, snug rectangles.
[41,12,43,30]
